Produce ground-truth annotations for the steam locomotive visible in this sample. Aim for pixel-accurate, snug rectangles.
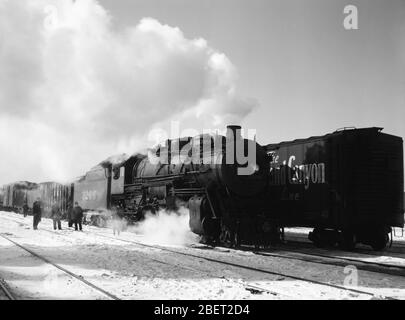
[74,125,270,245]
[1,126,404,251]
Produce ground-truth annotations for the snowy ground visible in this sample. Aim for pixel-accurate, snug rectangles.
[0,211,404,300]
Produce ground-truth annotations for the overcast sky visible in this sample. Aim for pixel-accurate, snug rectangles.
[0,0,404,185]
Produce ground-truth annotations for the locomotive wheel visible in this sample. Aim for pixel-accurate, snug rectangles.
[309,228,325,248]
[340,230,356,251]
[371,233,389,251]
[220,225,234,248]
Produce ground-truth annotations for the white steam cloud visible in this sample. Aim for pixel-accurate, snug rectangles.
[0,0,257,185]
[103,207,198,246]
[128,207,198,246]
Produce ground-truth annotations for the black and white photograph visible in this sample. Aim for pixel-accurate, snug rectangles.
[0,0,404,308]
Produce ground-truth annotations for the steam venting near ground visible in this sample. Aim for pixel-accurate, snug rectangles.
[101,206,198,246]
[131,207,199,246]
[0,0,257,185]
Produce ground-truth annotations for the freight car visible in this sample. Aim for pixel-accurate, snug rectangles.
[265,127,404,250]
[33,182,73,218]
[1,181,73,217]
[0,187,4,208]
[1,181,38,213]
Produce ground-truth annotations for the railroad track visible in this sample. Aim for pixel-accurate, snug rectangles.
[0,233,120,300]
[5,218,388,299]
[2,213,405,272]
[284,234,405,256]
[0,278,15,300]
[0,218,289,299]
[291,239,405,257]
[182,240,405,277]
[9,226,289,298]
[251,249,405,278]
[0,215,402,299]
[87,231,398,300]
[0,217,287,298]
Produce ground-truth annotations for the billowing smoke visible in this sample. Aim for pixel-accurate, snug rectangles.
[0,0,257,185]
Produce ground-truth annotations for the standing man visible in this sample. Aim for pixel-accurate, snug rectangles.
[73,202,83,231]
[51,203,62,230]
[67,203,74,228]
[22,202,29,218]
[32,198,42,230]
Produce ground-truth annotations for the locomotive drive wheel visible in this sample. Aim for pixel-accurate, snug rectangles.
[339,230,357,251]
[309,228,339,248]
[219,225,234,248]
[308,228,325,248]
[371,233,389,251]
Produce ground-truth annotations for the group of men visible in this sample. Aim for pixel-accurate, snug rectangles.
[29,199,84,231]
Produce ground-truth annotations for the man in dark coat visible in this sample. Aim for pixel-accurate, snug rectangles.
[22,202,29,217]
[51,203,62,230]
[73,202,83,231]
[32,198,42,230]
[67,203,74,228]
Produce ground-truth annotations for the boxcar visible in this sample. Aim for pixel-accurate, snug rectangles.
[266,127,404,250]
[2,182,37,212]
[35,182,72,218]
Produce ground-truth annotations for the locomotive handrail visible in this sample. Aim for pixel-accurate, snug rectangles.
[127,171,202,186]
[204,188,217,218]
[173,187,206,195]
[334,126,357,132]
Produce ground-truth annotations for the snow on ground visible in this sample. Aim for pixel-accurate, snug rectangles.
[0,211,404,300]
[0,235,108,300]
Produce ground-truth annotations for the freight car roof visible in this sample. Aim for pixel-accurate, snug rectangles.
[265,127,387,150]
[4,181,38,189]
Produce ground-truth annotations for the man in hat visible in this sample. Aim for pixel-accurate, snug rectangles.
[73,202,83,231]
[51,203,62,230]
[32,198,42,230]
